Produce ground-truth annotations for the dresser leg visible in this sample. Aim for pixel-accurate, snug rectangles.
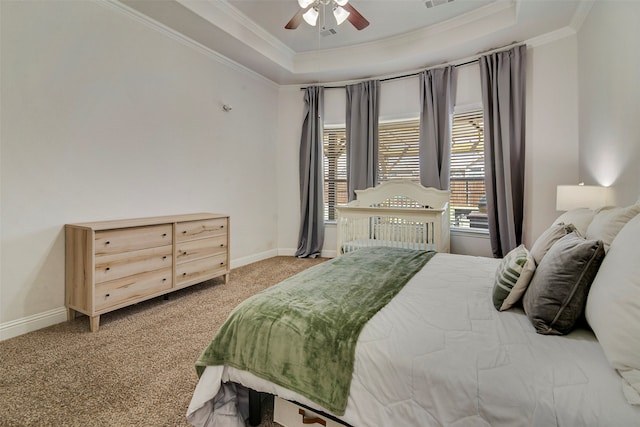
[224,273,229,285]
[89,315,100,332]
[66,307,76,321]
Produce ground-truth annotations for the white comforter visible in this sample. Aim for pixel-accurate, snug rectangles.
[187,253,640,426]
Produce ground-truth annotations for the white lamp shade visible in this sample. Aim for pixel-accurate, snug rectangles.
[302,7,319,26]
[556,185,612,211]
[333,6,350,25]
[298,0,315,8]
[335,0,349,6]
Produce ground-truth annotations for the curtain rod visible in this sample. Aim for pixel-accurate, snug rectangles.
[302,59,477,90]
[300,41,523,90]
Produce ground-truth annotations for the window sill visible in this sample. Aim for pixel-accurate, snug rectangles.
[450,227,490,239]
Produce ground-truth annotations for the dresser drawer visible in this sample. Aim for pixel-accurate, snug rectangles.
[95,268,173,312]
[176,253,228,287]
[274,397,346,427]
[176,218,227,242]
[95,225,172,255]
[176,236,227,264]
[94,245,173,284]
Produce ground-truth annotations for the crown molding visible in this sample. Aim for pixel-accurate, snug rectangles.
[100,0,279,88]
[569,0,595,32]
[163,0,517,79]
[176,0,295,70]
[526,26,576,48]
[101,0,586,85]
[292,0,517,75]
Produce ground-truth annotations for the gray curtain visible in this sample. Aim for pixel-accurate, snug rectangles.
[480,45,527,258]
[295,86,325,258]
[419,66,457,190]
[346,80,380,201]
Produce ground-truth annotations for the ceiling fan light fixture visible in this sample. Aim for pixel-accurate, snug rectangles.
[302,7,319,26]
[333,6,350,25]
[335,0,349,6]
[298,0,315,8]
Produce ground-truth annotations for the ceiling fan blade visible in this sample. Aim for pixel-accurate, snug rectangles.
[343,3,369,30]
[285,5,312,30]
[285,8,303,29]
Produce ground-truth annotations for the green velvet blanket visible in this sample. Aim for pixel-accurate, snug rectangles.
[195,247,436,415]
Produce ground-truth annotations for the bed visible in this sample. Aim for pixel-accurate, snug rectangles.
[335,180,450,254]
[186,201,640,427]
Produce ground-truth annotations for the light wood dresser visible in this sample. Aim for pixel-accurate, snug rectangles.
[65,213,229,332]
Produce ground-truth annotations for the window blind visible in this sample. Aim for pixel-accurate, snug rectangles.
[378,119,421,182]
[322,110,486,230]
[323,127,347,221]
[450,110,486,229]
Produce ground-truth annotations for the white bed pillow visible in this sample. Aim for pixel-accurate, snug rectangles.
[586,202,640,252]
[553,208,596,236]
[586,213,640,405]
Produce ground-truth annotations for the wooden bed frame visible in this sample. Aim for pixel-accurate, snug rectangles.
[335,180,450,255]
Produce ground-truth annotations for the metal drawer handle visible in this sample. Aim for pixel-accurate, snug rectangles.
[105,241,110,245]
[105,267,110,271]
[298,409,326,426]
[162,233,167,237]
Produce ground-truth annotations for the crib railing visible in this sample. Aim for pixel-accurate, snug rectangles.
[336,206,447,255]
[335,181,450,256]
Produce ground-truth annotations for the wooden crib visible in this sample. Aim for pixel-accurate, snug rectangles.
[335,180,450,255]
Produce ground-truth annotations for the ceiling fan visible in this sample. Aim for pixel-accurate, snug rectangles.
[285,0,370,31]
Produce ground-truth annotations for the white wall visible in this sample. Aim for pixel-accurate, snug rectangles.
[0,1,280,338]
[276,86,306,255]
[577,1,640,205]
[524,34,580,246]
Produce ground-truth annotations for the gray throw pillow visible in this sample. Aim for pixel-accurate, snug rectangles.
[523,232,605,335]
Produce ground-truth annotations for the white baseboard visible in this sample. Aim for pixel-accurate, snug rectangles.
[278,248,337,258]
[0,307,68,341]
[1,249,332,341]
[321,249,337,258]
[230,249,279,269]
[277,248,296,256]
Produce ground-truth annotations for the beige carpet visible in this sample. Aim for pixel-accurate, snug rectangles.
[0,256,327,427]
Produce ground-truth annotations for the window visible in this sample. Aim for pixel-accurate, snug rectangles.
[323,126,347,221]
[450,110,486,230]
[322,110,486,229]
[323,119,421,221]
[378,119,421,182]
